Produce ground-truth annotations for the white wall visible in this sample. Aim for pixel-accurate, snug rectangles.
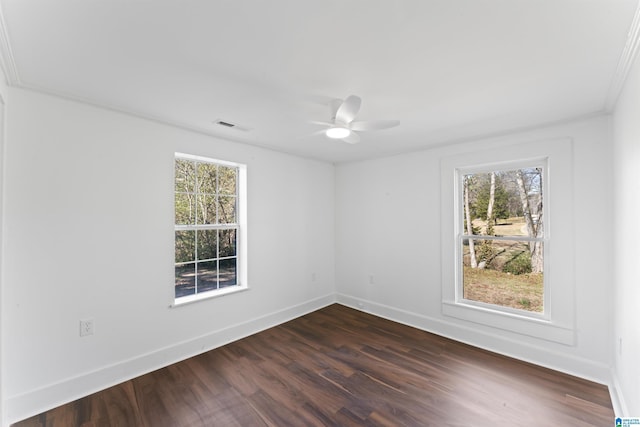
[335,116,614,385]
[612,50,640,416]
[1,88,336,424]
[0,65,9,427]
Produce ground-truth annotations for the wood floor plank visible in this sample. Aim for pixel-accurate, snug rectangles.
[13,304,614,426]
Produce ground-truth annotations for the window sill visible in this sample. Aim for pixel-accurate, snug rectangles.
[170,285,249,308]
[442,301,575,345]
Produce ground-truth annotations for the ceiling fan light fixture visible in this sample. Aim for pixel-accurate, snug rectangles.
[326,126,351,139]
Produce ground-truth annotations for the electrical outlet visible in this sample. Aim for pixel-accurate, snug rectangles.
[368,275,375,285]
[80,319,94,337]
[311,272,317,282]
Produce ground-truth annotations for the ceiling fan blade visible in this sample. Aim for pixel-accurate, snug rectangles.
[310,120,333,127]
[350,119,400,131]
[329,99,342,121]
[341,132,361,144]
[335,95,361,124]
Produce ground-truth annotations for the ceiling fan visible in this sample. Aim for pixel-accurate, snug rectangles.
[315,95,399,144]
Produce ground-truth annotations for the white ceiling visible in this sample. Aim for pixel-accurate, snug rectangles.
[0,0,638,163]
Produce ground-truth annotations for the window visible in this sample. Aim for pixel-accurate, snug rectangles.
[459,165,546,316]
[174,153,246,304]
[440,139,575,345]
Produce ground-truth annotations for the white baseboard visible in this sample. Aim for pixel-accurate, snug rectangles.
[336,294,612,385]
[610,369,629,417]
[5,294,336,426]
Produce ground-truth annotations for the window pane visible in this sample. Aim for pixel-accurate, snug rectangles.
[197,229,217,260]
[175,264,196,298]
[196,194,217,224]
[175,159,195,193]
[218,196,236,224]
[175,193,195,225]
[218,166,237,195]
[462,239,543,312]
[175,230,195,263]
[197,260,218,293]
[462,168,543,238]
[219,229,236,257]
[197,162,217,194]
[219,258,237,288]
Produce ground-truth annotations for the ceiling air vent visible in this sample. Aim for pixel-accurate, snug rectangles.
[213,119,252,132]
[216,120,236,128]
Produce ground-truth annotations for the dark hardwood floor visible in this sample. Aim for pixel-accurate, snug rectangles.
[14,304,614,426]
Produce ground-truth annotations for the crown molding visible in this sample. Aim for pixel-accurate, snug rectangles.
[605,0,640,111]
[0,3,19,85]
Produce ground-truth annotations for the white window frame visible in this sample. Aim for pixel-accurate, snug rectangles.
[440,139,575,345]
[173,153,248,306]
[456,160,549,320]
